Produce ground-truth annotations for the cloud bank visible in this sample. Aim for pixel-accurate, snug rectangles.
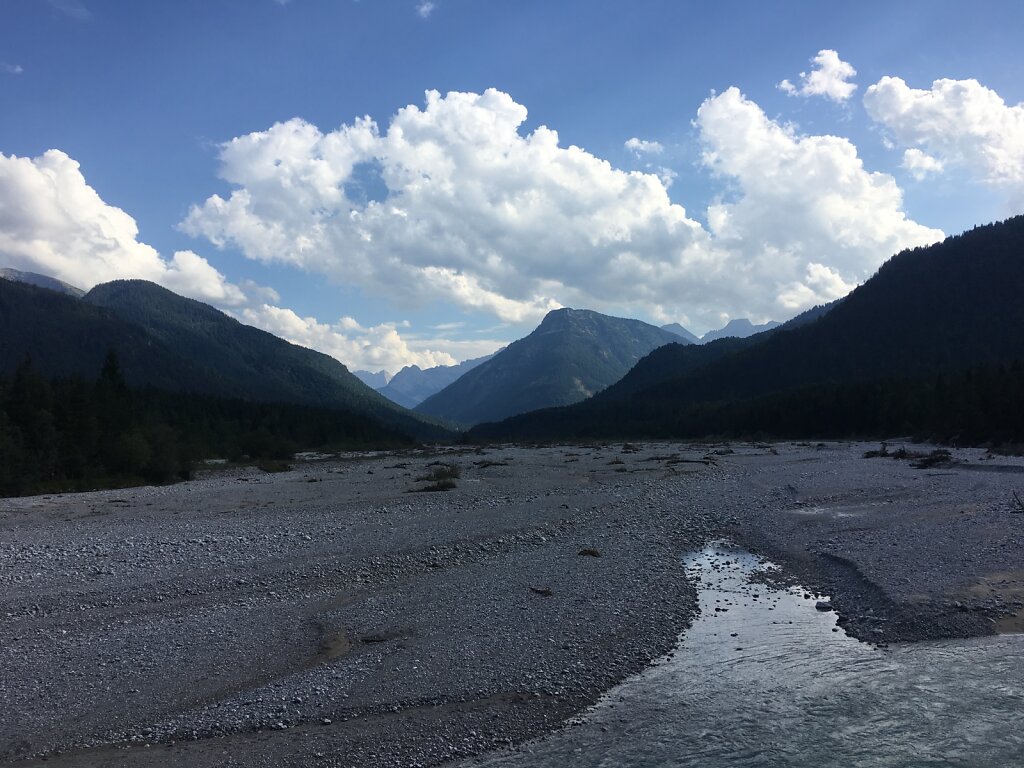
[0,149,465,373]
[183,86,941,331]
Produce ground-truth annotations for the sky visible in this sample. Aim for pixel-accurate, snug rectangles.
[2,0,1024,374]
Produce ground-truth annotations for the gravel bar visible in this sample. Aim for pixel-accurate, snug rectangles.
[1,441,1021,767]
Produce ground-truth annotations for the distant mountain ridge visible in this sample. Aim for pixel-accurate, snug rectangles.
[469,216,1024,441]
[661,318,780,344]
[415,308,682,426]
[1,267,85,298]
[378,353,496,409]
[700,318,779,343]
[352,369,391,389]
[660,323,700,344]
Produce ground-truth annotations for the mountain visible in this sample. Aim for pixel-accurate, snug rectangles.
[353,369,392,388]
[1,278,214,390]
[664,311,823,347]
[378,353,496,409]
[1,267,85,298]
[486,303,835,409]
[470,216,1024,441]
[700,318,779,343]
[0,277,449,441]
[660,322,700,344]
[415,308,682,426]
[83,280,450,440]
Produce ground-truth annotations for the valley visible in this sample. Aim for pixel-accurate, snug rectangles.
[4,9,1024,767]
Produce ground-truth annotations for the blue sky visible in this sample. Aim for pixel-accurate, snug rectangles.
[3,0,1024,372]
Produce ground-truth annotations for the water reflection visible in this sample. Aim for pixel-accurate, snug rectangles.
[471,542,1024,767]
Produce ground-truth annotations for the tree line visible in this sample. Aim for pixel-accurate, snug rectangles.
[471,361,1024,445]
[0,353,411,497]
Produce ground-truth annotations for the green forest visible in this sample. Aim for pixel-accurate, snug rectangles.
[0,353,411,497]
[470,361,1024,445]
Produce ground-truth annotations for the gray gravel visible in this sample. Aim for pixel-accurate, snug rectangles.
[1,441,1021,767]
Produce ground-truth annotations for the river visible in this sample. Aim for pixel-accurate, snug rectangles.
[471,542,1024,767]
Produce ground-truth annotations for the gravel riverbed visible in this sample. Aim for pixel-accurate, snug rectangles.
[1,441,1021,767]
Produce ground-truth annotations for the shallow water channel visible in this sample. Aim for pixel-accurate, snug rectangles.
[475,542,1024,767]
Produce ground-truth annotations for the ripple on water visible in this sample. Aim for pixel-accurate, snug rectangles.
[473,542,1024,768]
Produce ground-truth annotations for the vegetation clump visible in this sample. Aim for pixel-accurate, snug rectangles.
[474,459,509,468]
[409,462,460,492]
[864,444,954,469]
[418,463,461,481]
[910,449,953,469]
[417,478,458,492]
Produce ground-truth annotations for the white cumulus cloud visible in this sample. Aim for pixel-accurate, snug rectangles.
[182,88,703,324]
[1,63,23,75]
[779,49,858,102]
[697,87,942,308]
[0,150,248,305]
[416,1,435,18]
[864,76,1024,187]
[901,148,944,180]
[625,137,664,156]
[182,87,942,330]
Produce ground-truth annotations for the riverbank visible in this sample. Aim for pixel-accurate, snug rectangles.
[465,541,1024,767]
[1,442,1021,766]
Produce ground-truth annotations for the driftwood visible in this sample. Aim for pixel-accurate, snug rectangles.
[1013,490,1024,514]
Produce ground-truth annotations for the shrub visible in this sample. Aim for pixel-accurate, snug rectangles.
[417,463,460,482]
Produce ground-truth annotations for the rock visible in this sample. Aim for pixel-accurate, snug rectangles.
[815,601,833,611]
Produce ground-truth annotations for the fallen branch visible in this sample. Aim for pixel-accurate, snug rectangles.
[1013,490,1024,513]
